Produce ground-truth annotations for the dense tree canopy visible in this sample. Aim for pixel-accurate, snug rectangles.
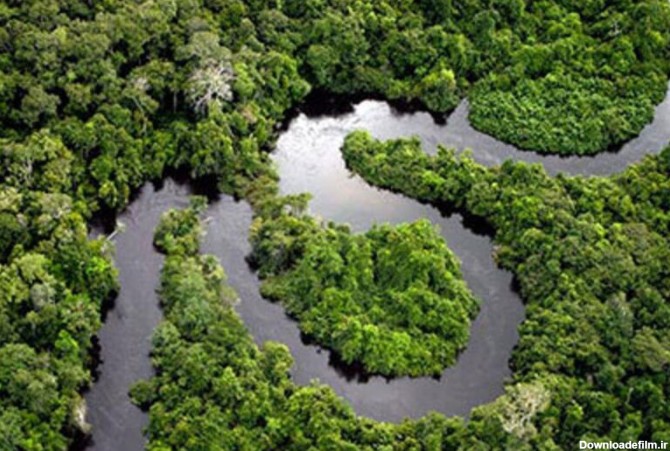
[0,138,118,448]
[467,0,670,154]
[153,196,207,256]
[131,206,551,450]
[250,211,479,377]
[342,131,670,447]
[0,0,669,448]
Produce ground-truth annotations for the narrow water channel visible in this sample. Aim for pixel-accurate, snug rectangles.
[83,83,670,449]
[291,82,670,177]
[83,182,193,451]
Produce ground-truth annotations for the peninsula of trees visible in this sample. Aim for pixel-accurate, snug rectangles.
[0,0,669,449]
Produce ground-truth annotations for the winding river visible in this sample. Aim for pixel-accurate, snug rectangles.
[82,83,670,450]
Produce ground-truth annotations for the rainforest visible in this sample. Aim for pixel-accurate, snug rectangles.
[0,0,669,450]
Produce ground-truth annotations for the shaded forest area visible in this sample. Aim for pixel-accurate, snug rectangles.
[130,204,540,450]
[342,131,670,448]
[0,0,669,449]
[250,213,479,377]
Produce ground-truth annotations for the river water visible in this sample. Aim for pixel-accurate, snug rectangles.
[82,84,670,450]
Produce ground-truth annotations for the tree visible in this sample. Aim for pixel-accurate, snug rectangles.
[187,61,235,114]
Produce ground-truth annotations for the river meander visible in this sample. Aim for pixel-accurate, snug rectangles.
[82,84,670,450]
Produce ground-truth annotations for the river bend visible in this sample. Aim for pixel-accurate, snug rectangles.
[83,84,670,449]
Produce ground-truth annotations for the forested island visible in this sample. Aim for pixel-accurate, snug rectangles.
[251,212,479,377]
[0,0,669,450]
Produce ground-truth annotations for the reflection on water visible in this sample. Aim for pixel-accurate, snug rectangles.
[291,82,670,177]
[83,82,670,448]
[83,181,192,451]
[270,111,525,422]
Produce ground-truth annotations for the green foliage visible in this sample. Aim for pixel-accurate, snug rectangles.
[467,0,670,154]
[153,197,207,256]
[417,67,461,113]
[134,210,480,449]
[469,73,663,155]
[251,213,479,376]
[284,0,670,154]
[0,0,311,213]
[343,132,670,448]
[342,130,490,208]
[0,185,118,447]
[0,0,668,448]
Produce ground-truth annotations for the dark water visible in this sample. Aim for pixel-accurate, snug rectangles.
[82,182,193,451]
[291,83,670,177]
[83,84,670,449]
[270,123,525,422]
